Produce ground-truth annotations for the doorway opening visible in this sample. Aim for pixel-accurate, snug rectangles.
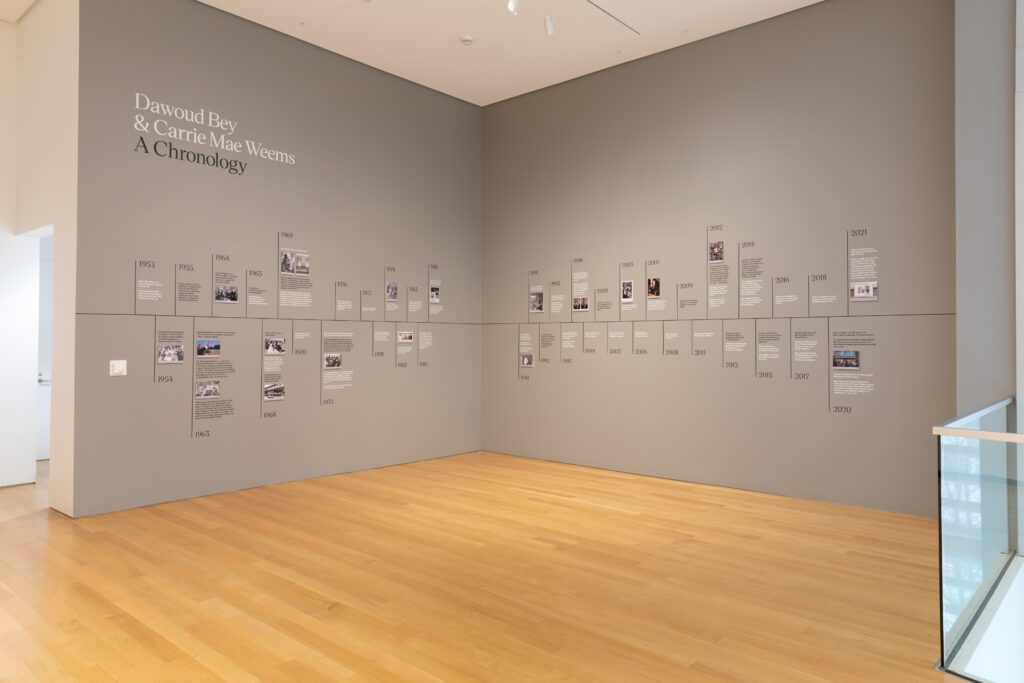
[0,228,52,519]
[37,233,52,463]
[34,233,53,507]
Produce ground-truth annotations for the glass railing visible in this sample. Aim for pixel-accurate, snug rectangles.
[935,398,1021,682]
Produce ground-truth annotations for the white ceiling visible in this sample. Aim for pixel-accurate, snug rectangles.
[0,0,34,23]
[199,0,824,106]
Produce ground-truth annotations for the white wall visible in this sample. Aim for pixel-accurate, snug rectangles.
[0,22,14,233]
[16,0,77,235]
[0,19,39,488]
[17,0,78,513]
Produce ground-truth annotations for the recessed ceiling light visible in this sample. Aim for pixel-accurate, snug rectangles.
[461,34,474,45]
[507,0,520,15]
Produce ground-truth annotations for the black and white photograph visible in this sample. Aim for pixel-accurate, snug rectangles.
[832,350,860,369]
[519,352,534,368]
[621,280,633,303]
[263,383,285,401]
[264,338,286,355]
[294,252,310,276]
[196,339,221,357]
[386,281,399,302]
[398,331,414,343]
[647,277,661,298]
[323,353,342,369]
[214,284,238,303]
[572,296,590,311]
[430,286,440,303]
[157,344,184,364]
[709,240,725,263]
[280,250,294,274]
[195,380,220,399]
[529,292,544,312]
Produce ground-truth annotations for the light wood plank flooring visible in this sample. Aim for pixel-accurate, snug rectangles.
[0,459,48,522]
[0,452,956,681]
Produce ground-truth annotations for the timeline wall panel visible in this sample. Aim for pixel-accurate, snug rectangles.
[481,0,955,516]
[74,0,482,515]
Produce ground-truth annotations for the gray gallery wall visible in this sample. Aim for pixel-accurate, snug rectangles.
[481,0,956,517]
[72,0,972,519]
[954,0,1016,417]
[75,0,482,516]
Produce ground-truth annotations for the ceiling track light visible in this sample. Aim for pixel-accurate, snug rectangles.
[507,0,519,15]
[544,15,555,36]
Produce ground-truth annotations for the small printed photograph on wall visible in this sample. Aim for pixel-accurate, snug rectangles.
[621,280,633,303]
[263,383,285,401]
[196,339,221,357]
[280,250,294,274]
[572,296,590,311]
[386,281,399,302]
[264,338,286,355]
[195,380,220,399]
[647,278,661,298]
[214,285,238,303]
[709,241,725,263]
[430,286,440,304]
[832,350,860,369]
[519,352,534,368]
[157,344,184,364]
[294,253,310,276]
[324,353,342,369]
[529,292,544,312]
[398,331,414,343]
[850,281,879,301]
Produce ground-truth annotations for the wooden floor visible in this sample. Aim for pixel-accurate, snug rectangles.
[0,459,48,523]
[0,452,956,682]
